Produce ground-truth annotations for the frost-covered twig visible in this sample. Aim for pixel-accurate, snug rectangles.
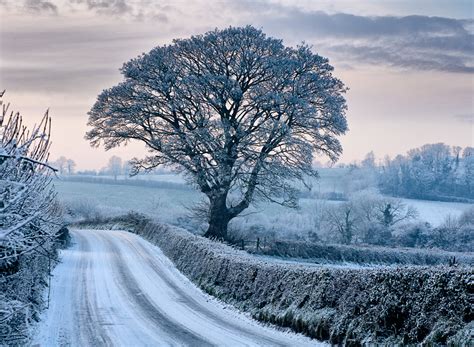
[0,92,61,345]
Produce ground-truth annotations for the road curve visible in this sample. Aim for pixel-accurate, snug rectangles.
[34,229,321,346]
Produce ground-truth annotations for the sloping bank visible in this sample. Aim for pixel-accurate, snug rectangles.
[81,214,473,345]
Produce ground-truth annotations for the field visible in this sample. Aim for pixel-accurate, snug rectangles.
[55,170,473,238]
[54,179,202,225]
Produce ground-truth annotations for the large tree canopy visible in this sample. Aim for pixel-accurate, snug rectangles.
[86,26,348,239]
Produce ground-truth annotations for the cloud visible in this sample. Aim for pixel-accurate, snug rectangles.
[24,0,58,14]
[70,0,132,16]
[1,0,472,101]
[0,19,176,93]
[320,42,474,73]
[250,7,474,73]
[68,0,169,21]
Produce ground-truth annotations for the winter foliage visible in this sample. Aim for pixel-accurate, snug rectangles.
[0,92,61,344]
[86,26,348,239]
[378,143,474,201]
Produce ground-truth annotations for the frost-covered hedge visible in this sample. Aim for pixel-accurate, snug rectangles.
[0,239,59,345]
[97,214,473,345]
[0,235,68,345]
[248,239,473,266]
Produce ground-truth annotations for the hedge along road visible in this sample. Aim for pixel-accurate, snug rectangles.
[33,229,321,346]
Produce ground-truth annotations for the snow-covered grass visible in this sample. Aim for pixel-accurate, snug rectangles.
[54,179,203,225]
[55,176,473,241]
[399,198,470,226]
[88,214,472,345]
[73,173,187,184]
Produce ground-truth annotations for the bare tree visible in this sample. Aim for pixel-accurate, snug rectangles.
[107,155,122,180]
[325,202,358,244]
[361,151,375,168]
[122,160,132,176]
[353,192,418,227]
[66,159,76,175]
[53,156,68,175]
[378,201,418,227]
[86,26,348,240]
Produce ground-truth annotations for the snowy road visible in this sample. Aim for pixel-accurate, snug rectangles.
[34,229,319,346]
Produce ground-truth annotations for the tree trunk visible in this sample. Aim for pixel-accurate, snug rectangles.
[204,195,232,240]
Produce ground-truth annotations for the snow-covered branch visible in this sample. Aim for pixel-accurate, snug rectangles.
[0,92,60,261]
[0,91,61,344]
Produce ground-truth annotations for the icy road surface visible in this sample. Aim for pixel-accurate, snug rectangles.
[34,229,320,346]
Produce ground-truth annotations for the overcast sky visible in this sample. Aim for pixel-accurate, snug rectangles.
[0,0,473,170]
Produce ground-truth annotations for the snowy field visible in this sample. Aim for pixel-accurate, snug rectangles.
[399,198,471,225]
[34,229,318,346]
[76,173,187,184]
[55,174,472,236]
[55,179,203,225]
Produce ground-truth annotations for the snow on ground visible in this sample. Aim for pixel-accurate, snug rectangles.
[55,179,203,224]
[400,198,472,226]
[55,177,473,235]
[75,173,187,184]
[33,229,321,346]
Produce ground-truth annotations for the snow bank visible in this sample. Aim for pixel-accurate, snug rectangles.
[90,214,473,345]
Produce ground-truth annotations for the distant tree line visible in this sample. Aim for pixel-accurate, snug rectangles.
[51,156,76,175]
[53,154,179,179]
[378,143,473,202]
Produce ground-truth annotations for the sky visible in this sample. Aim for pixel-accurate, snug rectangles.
[0,0,473,170]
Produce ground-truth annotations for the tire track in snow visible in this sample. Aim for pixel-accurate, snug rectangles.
[118,233,289,347]
[97,231,213,346]
[74,232,113,346]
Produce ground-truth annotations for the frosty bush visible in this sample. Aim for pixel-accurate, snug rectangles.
[428,208,474,252]
[319,192,418,245]
[0,92,61,344]
[0,93,60,262]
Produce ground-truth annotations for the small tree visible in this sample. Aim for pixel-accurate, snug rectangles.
[361,151,375,168]
[53,156,68,175]
[107,155,122,180]
[325,202,358,244]
[66,158,76,175]
[86,26,348,240]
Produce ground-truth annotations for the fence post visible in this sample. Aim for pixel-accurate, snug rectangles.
[256,237,260,250]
